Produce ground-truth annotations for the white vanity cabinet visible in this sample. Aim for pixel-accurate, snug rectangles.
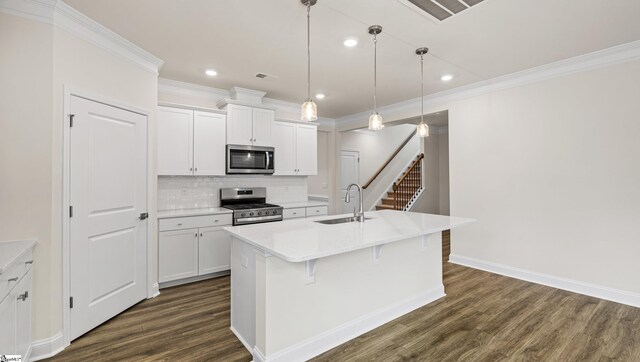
[0,240,36,360]
[225,104,274,147]
[158,213,232,286]
[272,121,317,176]
[157,106,226,176]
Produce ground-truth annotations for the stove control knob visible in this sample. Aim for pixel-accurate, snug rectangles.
[249,212,254,217]
[257,211,262,216]
[240,212,246,217]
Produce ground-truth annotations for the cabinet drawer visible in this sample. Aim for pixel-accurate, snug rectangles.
[159,214,232,231]
[0,250,33,303]
[306,206,327,217]
[283,208,306,219]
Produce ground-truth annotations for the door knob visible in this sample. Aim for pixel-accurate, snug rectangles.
[139,213,149,220]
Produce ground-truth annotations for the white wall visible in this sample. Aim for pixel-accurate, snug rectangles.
[340,124,416,185]
[449,60,640,295]
[0,11,159,342]
[412,130,449,215]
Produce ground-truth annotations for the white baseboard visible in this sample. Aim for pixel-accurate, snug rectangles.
[30,331,65,361]
[149,282,160,298]
[230,326,253,355]
[252,286,445,362]
[449,254,640,308]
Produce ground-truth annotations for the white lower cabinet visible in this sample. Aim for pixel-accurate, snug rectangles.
[199,226,232,275]
[0,246,33,360]
[158,215,232,285]
[282,205,328,220]
[158,228,199,283]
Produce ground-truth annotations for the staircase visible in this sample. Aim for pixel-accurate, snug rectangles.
[376,153,424,211]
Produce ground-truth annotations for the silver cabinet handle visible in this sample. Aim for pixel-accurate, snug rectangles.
[200,233,203,237]
[25,260,34,265]
[190,167,193,171]
[17,291,28,301]
[195,167,198,171]
[195,233,198,237]
[177,223,183,226]
[213,219,219,222]
[8,277,18,282]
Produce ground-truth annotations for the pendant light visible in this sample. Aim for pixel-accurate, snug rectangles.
[301,0,318,121]
[416,47,429,137]
[368,25,383,130]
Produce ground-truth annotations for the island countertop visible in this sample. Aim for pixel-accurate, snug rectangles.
[224,210,474,262]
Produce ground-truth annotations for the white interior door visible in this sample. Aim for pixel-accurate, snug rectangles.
[193,111,226,176]
[69,95,147,341]
[340,150,360,214]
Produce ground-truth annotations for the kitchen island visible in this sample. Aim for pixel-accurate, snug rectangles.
[225,210,473,362]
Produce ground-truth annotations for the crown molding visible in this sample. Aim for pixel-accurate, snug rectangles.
[336,40,640,131]
[0,0,164,74]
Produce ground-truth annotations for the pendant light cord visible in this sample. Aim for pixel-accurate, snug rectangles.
[307,2,311,101]
[373,32,378,113]
[420,54,424,124]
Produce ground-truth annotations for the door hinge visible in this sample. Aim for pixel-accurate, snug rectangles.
[70,296,74,309]
[69,114,75,127]
[69,205,73,218]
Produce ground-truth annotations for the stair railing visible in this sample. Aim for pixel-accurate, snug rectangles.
[392,153,424,210]
[363,132,415,190]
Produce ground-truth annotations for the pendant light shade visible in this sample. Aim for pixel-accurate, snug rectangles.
[301,99,317,121]
[301,0,318,121]
[368,25,383,130]
[369,113,383,131]
[415,47,430,138]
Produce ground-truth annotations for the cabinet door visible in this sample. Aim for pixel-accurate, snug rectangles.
[157,107,193,175]
[296,124,318,175]
[252,108,274,146]
[159,229,199,283]
[193,111,226,176]
[0,292,16,355]
[198,226,231,275]
[15,271,31,359]
[226,104,253,146]
[272,122,297,175]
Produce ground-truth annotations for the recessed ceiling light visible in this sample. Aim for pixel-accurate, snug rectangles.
[205,69,218,77]
[315,93,326,100]
[343,38,358,47]
[441,74,453,82]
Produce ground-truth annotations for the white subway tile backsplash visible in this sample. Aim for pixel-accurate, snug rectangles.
[158,176,309,211]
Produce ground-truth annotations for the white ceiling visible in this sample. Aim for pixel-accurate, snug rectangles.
[64,0,640,118]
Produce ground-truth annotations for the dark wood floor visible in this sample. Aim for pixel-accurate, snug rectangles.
[47,263,640,362]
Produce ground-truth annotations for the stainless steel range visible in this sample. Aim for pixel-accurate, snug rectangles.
[220,187,283,225]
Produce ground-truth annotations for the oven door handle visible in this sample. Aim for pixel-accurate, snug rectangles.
[265,151,270,170]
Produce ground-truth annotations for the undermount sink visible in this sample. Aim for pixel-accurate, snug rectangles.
[315,216,373,225]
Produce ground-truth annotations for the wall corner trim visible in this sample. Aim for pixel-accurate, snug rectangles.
[449,254,640,308]
[0,0,164,74]
[30,331,66,361]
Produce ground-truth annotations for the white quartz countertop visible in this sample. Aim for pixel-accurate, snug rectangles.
[278,200,328,209]
[224,210,474,262]
[0,239,37,273]
[157,207,232,219]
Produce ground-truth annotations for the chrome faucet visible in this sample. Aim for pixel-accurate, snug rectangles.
[345,183,365,222]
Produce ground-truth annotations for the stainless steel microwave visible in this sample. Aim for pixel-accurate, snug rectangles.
[226,145,275,174]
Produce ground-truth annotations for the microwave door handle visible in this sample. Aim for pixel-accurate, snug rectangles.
[265,151,270,170]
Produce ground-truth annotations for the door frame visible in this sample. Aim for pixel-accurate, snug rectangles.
[61,86,154,347]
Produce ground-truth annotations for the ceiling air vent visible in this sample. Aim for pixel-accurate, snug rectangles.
[255,72,279,79]
[398,0,484,23]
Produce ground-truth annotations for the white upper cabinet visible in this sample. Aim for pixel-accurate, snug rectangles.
[252,108,274,146]
[273,121,317,176]
[158,107,193,175]
[225,104,274,146]
[296,124,318,175]
[157,106,226,176]
[193,111,226,176]
[273,122,297,175]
